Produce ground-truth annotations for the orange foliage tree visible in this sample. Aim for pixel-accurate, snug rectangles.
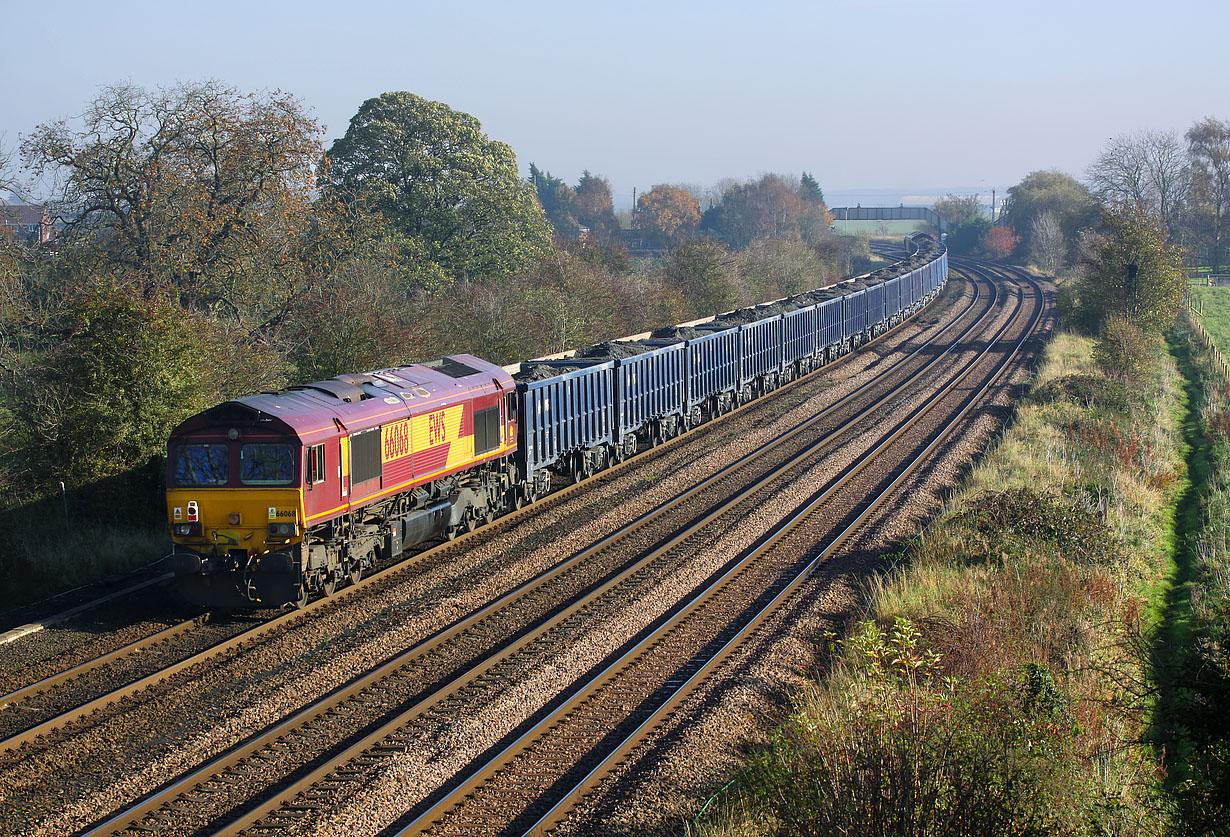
[985,226,1020,260]
[635,184,700,247]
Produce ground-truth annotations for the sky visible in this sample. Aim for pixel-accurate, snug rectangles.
[3,0,1227,210]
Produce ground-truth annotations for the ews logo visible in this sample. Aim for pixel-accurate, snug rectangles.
[428,411,448,446]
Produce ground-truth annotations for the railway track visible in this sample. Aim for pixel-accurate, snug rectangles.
[45,266,1029,837]
[384,263,1044,837]
[1,258,998,837]
[0,258,962,759]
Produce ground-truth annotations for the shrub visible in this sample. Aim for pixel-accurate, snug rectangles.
[1093,314,1159,383]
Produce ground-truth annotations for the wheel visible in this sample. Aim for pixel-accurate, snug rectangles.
[349,560,363,585]
[292,584,309,609]
[322,575,337,597]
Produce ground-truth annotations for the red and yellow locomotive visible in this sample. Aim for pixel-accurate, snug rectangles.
[166,355,518,607]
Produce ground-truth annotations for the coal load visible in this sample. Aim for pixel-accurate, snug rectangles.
[576,340,652,360]
[651,325,708,341]
[515,363,582,382]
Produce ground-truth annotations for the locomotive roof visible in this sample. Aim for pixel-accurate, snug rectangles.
[170,354,512,443]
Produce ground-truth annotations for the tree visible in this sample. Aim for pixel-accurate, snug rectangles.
[1187,117,1230,270]
[945,217,991,256]
[700,174,830,248]
[799,171,825,205]
[635,184,700,247]
[934,194,983,229]
[22,82,322,316]
[322,91,551,286]
[1030,211,1067,274]
[529,163,579,239]
[1086,131,1189,239]
[3,280,286,497]
[984,226,1019,260]
[999,171,1095,263]
[573,171,620,242]
[665,238,735,315]
[1075,203,1186,334]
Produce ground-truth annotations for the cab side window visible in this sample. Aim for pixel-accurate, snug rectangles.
[306,444,327,487]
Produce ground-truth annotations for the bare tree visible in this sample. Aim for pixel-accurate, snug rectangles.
[1086,130,1189,239]
[1187,117,1230,271]
[1030,211,1066,274]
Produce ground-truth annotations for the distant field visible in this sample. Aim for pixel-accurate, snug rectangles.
[1190,286,1230,353]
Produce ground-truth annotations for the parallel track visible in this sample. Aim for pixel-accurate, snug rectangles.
[0,261,957,760]
[384,263,1043,836]
[64,269,985,837]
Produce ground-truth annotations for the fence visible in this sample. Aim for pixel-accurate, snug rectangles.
[1189,302,1230,382]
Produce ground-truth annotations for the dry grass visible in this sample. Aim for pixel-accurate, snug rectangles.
[692,330,1180,836]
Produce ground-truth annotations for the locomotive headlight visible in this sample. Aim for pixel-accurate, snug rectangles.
[268,522,298,537]
[174,522,202,537]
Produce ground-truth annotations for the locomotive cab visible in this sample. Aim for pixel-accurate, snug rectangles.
[166,408,307,608]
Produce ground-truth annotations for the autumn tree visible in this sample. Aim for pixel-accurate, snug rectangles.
[1073,203,1186,334]
[323,91,551,287]
[574,171,620,242]
[635,184,700,247]
[999,170,1095,263]
[22,82,321,317]
[984,226,1019,260]
[701,174,831,248]
[1187,117,1230,270]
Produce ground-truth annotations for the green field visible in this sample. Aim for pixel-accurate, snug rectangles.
[1190,285,1230,352]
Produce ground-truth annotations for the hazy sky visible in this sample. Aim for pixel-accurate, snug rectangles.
[3,0,1226,208]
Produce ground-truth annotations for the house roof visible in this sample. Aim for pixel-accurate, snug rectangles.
[0,204,46,226]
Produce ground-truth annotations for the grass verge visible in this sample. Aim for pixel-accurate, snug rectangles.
[691,330,1183,836]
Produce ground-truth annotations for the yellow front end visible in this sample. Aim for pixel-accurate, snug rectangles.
[167,487,304,560]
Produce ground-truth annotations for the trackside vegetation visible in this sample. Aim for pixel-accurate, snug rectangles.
[691,330,1183,836]
[1164,317,1230,831]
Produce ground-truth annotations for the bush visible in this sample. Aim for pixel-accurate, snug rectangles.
[1093,314,1160,383]
[743,620,1084,837]
[946,487,1122,566]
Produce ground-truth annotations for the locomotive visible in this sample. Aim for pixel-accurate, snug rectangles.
[165,238,948,608]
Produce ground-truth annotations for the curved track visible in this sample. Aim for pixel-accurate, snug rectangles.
[17,261,1044,837]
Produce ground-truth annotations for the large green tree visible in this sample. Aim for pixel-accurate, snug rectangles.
[999,170,1095,262]
[323,92,550,287]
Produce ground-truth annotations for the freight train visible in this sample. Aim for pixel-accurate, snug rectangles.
[165,238,949,608]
